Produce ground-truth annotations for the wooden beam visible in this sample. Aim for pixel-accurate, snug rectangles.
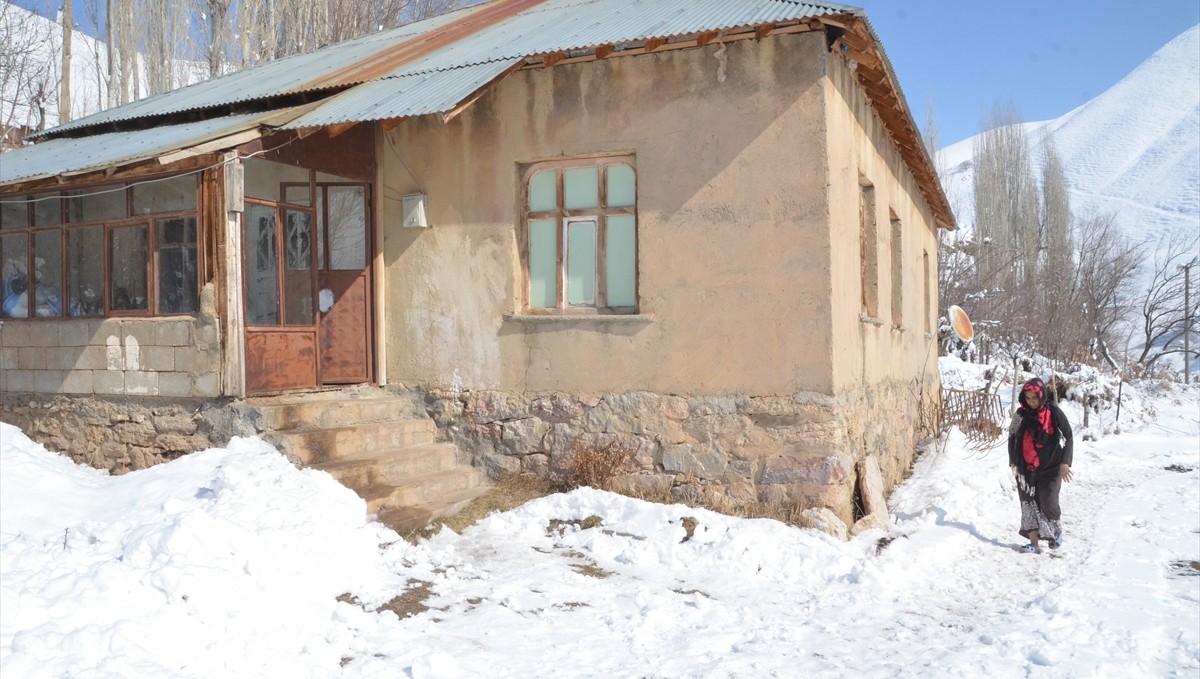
[326,121,358,138]
[645,37,666,52]
[696,31,718,47]
[381,117,406,132]
[816,16,851,30]
[156,128,263,165]
[543,52,564,67]
[595,44,613,59]
[836,42,877,68]
[754,25,773,40]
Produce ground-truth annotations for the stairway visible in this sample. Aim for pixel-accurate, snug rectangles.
[245,391,489,533]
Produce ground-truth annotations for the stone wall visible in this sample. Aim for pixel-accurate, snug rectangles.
[0,285,222,398]
[424,381,930,526]
[0,393,257,474]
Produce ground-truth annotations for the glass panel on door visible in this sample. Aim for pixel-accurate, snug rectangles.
[283,208,314,326]
[326,186,366,270]
[245,204,279,325]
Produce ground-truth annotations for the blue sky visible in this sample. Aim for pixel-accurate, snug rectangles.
[852,0,1200,145]
[13,0,1199,147]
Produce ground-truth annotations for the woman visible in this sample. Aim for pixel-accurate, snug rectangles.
[1008,377,1074,554]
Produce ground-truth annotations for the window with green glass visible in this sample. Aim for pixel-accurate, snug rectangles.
[521,157,637,313]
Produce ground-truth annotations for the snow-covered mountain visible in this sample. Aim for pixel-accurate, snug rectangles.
[939,24,1200,250]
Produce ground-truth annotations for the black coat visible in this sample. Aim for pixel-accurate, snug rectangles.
[1007,401,1074,479]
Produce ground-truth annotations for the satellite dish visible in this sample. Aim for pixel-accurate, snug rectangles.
[948,305,974,342]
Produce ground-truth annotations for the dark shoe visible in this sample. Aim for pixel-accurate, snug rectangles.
[1049,534,1063,550]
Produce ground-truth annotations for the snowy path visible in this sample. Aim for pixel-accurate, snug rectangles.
[870,413,1200,678]
[2,382,1197,678]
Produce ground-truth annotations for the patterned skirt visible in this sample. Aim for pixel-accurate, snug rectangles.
[1016,471,1062,540]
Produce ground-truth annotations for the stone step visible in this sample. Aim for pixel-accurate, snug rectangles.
[361,467,488,513]
[375,486,491,533]
[271,420,438,464]
[312,443,458,487]
[248,395,420,432]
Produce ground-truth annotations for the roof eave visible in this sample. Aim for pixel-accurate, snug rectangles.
[816,13,957,231]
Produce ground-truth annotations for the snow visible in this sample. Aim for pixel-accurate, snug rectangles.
[3,362,1198,678]
[939,24,1200,252]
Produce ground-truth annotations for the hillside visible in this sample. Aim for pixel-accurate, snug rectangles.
[939,24,1200,250]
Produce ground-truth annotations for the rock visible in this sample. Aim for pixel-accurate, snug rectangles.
[856,454,887,517]
[680,516,699,543]
[662,442,728,478]
[798,507,848,541]
[850,512,890,536]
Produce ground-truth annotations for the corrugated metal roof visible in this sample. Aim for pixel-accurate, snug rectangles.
[1,109,304,185]
[283,59,523,128]
[290,0,861,128]
[32,5,489,138]
[35,0,859,137]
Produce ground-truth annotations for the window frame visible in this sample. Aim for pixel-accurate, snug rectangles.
[519,155,638,315]
[0,173,202,320]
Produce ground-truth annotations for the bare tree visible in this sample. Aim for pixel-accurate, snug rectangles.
[1067,214,1142,368]
[1134,232,1200,368]
[142,0,191,95]
[0,2,58,145]
[1030,138,1077,362]
[193,0,234,77]
[972,101,1041,337]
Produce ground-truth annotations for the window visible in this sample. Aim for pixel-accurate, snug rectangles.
[890,212,903,328]
[923,250,931,334]
[0,174,200,319]
[859,180,878,318]
[522,157,637,313]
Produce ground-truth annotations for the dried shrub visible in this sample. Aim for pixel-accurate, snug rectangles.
[560,438,639,491]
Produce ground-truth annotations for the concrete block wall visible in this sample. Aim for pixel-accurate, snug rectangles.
[0,317,221,398]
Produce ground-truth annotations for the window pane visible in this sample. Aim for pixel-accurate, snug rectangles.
[33,230,63,317]
[283,209,314,325]
[327,186,366,270]
[32,194,62,226]
[1,233,29,318]
[566,219,595,305]
[283,184,311,207]
[245,205,279,325]
[529,219,557,309]
[68,187,126,223]
[157,217,198,314]
[109,226,147,311]
[67,226,104,316]
[606,164,636,208]
[529,170,557,212]
[564,167,598,210]
[606,216,636,307]
[132,175,197,215]
[245,158,310,204]
[316,190,325,269]
[1,197,27,229]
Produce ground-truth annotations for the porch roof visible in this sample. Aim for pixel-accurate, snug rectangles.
[0,108,308,186]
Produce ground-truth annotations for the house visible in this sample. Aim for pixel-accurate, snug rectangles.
[0,0,955,529]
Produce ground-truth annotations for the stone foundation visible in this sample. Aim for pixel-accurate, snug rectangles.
[424,381,930,526]
[0,380,934,527]
[0,393,257,474]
